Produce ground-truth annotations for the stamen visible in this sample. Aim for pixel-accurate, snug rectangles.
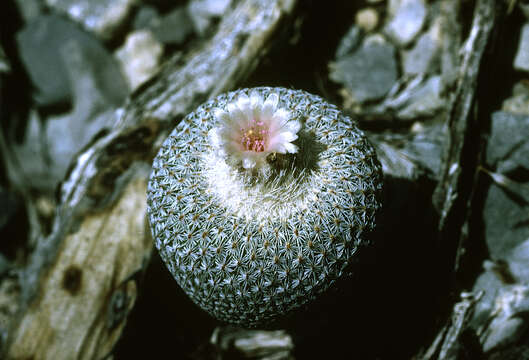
[240,119,269,152]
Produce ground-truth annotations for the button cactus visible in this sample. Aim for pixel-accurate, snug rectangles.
[147,87,383,327]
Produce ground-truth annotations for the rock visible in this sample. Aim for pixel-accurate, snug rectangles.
[402,17,442,75]
[45,0,135,39]
[334,25,362,59]
[188,0,232,35]
[115,30,164,91]
[399,120,446,177]
[13,0,43,23]
[502,81,529,115]
[482,175,529,261]
[514,23,529,72]
[396,75,444,119]
[479,111,529,261]
[133,5,194,46]
[16,14,128,107]
[374,140,420,180]
[471,241,529,352]
[355,8,379,33]
[385,0,427,47]
[211,327,294,359]
[132,5,160,30]
[473,283,529,352]
[371,120,445,180]
[508,239,529,283]
[44,110,117,187]
[43,39,125,186]
[330,36,398,103]
[486,111,529,174]
[11,110,54,191]
[151,7,194,45]
[470,136,529,352]
[13,30,127,192]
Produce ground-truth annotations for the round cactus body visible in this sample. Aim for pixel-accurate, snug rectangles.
[147,87,383,327]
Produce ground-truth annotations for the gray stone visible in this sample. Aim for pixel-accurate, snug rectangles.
[330,37,398,103]
[483,179,529,261]
[374,140,420,180]
[514,23,529,72]
[471,264,529,351]
[13,0,43,23]
[509,239,529,283]
[133,5,160,30]
[151,7,194,45]
[44,110,117,187]
[371,120,445,180]
[468,109,529,354]
[188,0,232,35]
[334,25,362,59]
[13,30,127,192]
[133,5,194,46]
[502,81,529,115]
[16,14,128,107]
[396,75,444,119]
[400,121,446,177]
[486,111,529,174]
[475,283,529,352]
[45,0,135,39]
[402,18,442,75]
[480,112,529,261]
[385,0,427,47]
[115,30,164,91]
[44,39,125,185]
[11,110,55,191]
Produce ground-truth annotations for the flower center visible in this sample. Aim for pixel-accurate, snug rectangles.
[240,120,269,152]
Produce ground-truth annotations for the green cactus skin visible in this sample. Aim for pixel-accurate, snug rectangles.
[147,87,383,327]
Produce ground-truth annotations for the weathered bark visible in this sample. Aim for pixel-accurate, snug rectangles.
[421,0,504,359]
[4,0,298,358]
[433,0,498,284]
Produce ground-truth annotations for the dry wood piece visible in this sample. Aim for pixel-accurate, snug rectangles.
[211,326,294,360]
[421,0,504,359]
[433,0,499,280]
[4,0,298,358]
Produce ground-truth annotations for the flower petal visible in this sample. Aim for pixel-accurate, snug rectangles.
[236,94,251,117]
[250,90,263,119]
[274,142,287,154]
[284,119,301,134]
[283,142,298,153]
[280,130,298,143]
[214,108,230,124]
[268,109,291,134]
[261,93,279,119]
[227,104,248,127]
[250,90,262,108]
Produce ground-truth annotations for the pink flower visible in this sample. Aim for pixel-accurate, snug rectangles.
[209,91,301,169]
